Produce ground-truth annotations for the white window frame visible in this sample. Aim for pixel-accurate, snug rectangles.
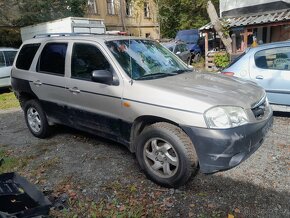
[144,2,150,18]
[107,0,115,15]
[87,0,98,14]
[126,0,133,16]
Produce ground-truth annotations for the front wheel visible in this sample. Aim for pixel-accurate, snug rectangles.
[135,122,199,187]
[24,99,51,138]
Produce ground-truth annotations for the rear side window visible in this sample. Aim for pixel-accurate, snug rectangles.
[254,47,290,71]
[0,52,5,67]
[3,51,17,66]
[38,43,67,76]
[16,44,40,70]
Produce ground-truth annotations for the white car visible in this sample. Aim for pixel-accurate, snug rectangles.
[0,48,18,88]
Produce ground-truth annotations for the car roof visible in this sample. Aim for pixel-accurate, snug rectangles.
[0,47,18,51]
[22,34,150,45]
[249,40,290,51]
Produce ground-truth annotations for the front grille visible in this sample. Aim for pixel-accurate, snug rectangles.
[251,96,267,119]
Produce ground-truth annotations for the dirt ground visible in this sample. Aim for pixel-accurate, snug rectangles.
[0,108,289,217]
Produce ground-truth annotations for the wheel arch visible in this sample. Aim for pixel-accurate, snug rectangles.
[129,115,181,153]
[17,91,38,109]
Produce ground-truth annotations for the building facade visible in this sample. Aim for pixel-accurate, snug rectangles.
[87,0,160,39]
[219,0,290,52]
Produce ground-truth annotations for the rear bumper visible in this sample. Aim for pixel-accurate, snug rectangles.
[182,115,273,173]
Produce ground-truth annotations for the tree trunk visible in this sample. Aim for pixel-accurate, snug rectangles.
[207,1,232,54]
[120,0,127,32]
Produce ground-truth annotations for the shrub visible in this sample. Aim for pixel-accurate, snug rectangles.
[214,52,230,69]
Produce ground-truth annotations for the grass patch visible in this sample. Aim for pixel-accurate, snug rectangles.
[192,56,205,70]
[0,91,19,110]
[50,180,163,218]
[0,149,30,174]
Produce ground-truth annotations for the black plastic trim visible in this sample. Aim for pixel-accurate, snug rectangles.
[0,76,10,80]
[182,115,273,174]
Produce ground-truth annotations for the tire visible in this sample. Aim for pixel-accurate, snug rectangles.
[135,122,199,188]
[24,99,50,138]
[187,57,192,66]
[192,53,201,63]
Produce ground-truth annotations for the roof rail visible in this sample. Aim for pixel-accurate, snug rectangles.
[33,32,107,38]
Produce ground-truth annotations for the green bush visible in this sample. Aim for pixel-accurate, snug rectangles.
[214,52,230,68]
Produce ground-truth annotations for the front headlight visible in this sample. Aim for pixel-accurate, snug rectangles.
[204,106,248,129]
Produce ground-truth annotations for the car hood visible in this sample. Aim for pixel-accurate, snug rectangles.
[136,71,265,113]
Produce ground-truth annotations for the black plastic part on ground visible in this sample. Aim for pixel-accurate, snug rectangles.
[0,172,51,218]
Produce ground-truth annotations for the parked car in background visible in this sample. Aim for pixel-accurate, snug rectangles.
[222,41,290,111]
[175,29,201,62]
[162,41,192,65]
[0,48,18,88]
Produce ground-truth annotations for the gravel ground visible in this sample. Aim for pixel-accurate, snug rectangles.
[0,109,289,217]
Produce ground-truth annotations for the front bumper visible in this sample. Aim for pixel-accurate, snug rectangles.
[182,115,273,174]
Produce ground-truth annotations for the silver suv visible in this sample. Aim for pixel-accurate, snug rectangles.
[11,34,273,187]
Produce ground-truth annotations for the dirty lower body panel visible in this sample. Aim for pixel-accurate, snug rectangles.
[182,116,273,174]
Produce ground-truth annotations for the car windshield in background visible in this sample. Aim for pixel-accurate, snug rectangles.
[105,39,189,80]
[175,32,199,44]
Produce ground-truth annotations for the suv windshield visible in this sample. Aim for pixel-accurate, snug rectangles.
[105,39,189,80]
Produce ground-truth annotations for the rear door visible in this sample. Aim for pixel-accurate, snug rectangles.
[249,46,290,105]
[66,41,124,139]
[30,41,71,124]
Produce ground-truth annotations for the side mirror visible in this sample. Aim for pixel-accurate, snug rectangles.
[91,70,113,85]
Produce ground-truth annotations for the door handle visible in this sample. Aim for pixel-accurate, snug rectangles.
[69,87,80,94]
[33,80,42,86]
[256,75,264,80]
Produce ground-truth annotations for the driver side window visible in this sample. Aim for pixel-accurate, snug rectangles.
[71,43,111,80]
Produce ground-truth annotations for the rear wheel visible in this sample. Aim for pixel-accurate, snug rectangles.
[24,99,50,138]
[192,53,201,62]
[135,122,199,187]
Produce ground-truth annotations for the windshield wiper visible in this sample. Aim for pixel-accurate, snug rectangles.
[136,72,177,80]
[170,69,192,74]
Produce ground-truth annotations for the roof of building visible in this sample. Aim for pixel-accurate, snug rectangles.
[200,8,290,31]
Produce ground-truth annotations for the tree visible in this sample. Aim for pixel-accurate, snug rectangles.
[14,0,87,26]
[206,0,232,54]
[158,0,219,38]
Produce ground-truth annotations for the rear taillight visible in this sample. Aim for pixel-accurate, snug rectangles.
[221,72,235,76]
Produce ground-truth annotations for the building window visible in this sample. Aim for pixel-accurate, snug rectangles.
[144,2,150,18]
[107,0,115,15]
[126,0,133,16]
[88,0,98,14]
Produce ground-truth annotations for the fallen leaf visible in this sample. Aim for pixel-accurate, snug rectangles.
[188,212,194,217]
[119,205,126,211]
[228,214,234,218]
[234,208,241,213]
[190,204,195,208]
[208,203,215,208]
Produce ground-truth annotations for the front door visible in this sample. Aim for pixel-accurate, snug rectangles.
[67,41,124,139]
